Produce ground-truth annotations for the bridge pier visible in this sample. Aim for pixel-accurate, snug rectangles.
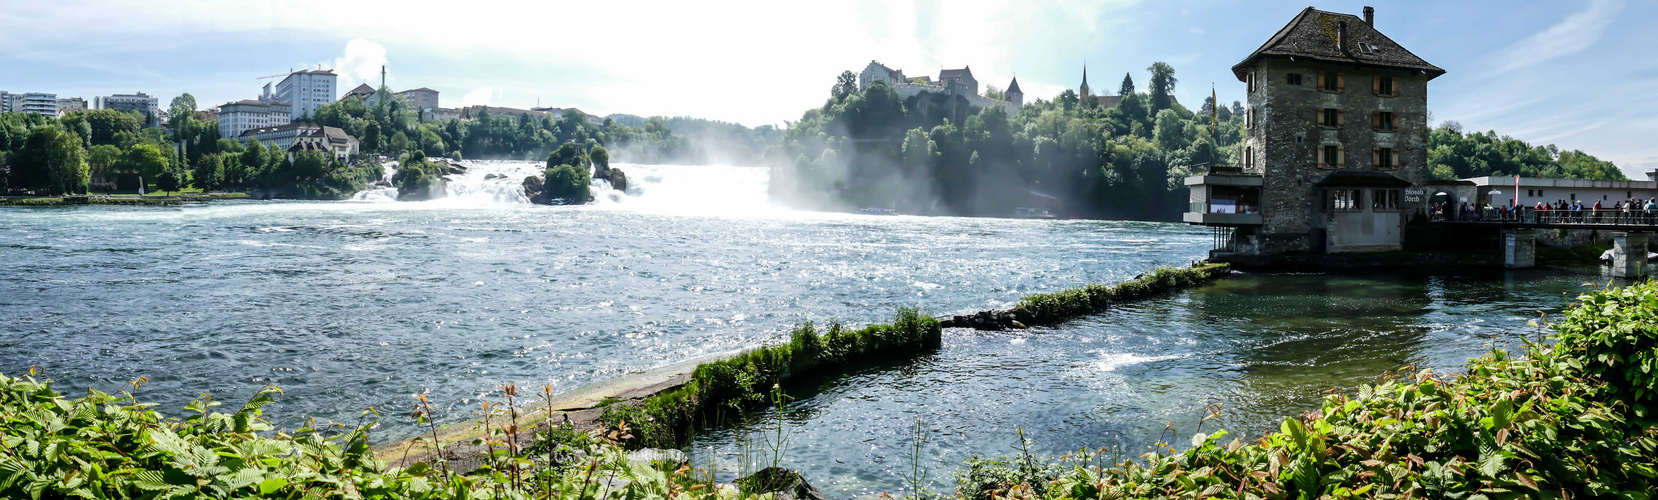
[1611,232,1649,278]
[1503,229,1535,269]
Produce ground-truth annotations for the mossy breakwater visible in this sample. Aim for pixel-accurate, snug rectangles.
[0,193,251,206]
[941,263,1231,330]
[381,262,1231,469]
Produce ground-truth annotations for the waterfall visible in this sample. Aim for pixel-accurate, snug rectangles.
[351,160,779,216]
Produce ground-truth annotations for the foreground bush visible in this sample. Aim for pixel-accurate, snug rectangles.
[0,375,720,499]
[957,281,1658,499]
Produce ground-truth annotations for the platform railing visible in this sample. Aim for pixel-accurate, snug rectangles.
[1432,206,1658,226]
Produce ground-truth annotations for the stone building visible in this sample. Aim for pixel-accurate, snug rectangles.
[1005,77,1023,111]
[858,61,907,91]
[1185,6,1444,256]
[938,67,978,97]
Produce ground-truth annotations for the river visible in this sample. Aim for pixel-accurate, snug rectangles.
[0,161,1612,497]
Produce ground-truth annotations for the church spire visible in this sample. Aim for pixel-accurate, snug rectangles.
[1079,62,1091,96]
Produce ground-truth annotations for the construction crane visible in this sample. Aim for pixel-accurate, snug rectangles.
[255,73,288,80]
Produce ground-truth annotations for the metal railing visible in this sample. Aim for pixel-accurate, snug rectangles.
[1433,206,1658,226]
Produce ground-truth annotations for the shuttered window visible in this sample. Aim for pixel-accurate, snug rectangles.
[1373,111,1395,131]
[1321,108,1342,128]
[1320,145,1342,169]
[1319,71,1343,92]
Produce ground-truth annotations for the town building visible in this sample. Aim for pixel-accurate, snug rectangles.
[858,61,908,91]
[6,92,60,118]
[56,97,88,114]
[341,83,376,102]
[273,69,337,121]
[95,92,161,124]
[239,122,358,160]
[218,100,292,141]
[424,107,461,122]
[938,67,979,97]
[397,88,440,110]
[1184,6,1444,255]
[0,91,8,112]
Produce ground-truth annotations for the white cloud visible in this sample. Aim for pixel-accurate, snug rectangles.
[460,87,497,107]
[332,39,388,89]
[1492,0,1623,73]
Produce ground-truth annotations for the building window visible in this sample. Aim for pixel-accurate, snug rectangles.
[1320,108,1343,128]
[1373,111,1395,131]
[1245,146,1254,168]
[1372,147,1397,170]
[1329,189,1362,211]
[1247,72,1256,93]
[1318,144,1344,169]
[1373,189,1401,211]
[1318,71,1344,92]
[1287,73,1302,85]
[1374,75,1396,96]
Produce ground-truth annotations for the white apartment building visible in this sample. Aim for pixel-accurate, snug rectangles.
[7,92,60,118]
[218,100,292,140]
[57,97,88,114]
[274,70,338,121]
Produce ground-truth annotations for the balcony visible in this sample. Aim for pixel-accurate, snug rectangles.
[1184,173,1264,227]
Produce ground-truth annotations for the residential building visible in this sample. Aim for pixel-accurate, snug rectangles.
[274,69,337,120]
[424,107,460,121]
[397,88,439,110]
[0,91,9,112]
[57,97,88,114]
[341,83,376,102]
[858,61,908,91]
[8,92,60,118]
[95,92,161,124]
[938,67,979,97]
[239,122,357,159]
[1185,6,1444,255]
[218,100,292,140]
[283,126,360,162]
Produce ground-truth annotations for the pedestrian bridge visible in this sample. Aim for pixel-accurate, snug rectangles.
[1431,208,1652,277]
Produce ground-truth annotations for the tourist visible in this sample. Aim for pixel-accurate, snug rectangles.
[1593,199,1603,223]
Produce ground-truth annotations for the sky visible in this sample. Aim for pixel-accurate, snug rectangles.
[2,0,1655,175]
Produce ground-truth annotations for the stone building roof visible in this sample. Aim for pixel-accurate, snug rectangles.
[1006,77,1022,95]
[1232,7,1445,82]
[342,84,375,99]
[939,67,975,82]
[1314,170,1412,187]
[398,87,438,94]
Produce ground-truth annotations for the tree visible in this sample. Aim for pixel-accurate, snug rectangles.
[9,126,89,196]
[169,94,197,116]
[832,70,858,102]
[364,121,382,153]
[546,143,587,171]
[1119,73,1135,96]
[901,127,935,176]
[240,140,267,180]
[191,153,224,191]
[155,170,181,195]
[120,143,171,186]
[86,144,121,184]
[392,151,442,200]
[1056,89,1080,112]
[1147,62,1177,113]
[543,163,590,203]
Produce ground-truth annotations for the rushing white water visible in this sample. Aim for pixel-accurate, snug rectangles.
[350,160,779,217]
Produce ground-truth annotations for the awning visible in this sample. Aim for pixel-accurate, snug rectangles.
[1314,170,1412,187]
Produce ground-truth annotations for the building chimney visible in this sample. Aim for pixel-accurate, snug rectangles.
[1337,21,1347,52]
[1364,6,1374,26]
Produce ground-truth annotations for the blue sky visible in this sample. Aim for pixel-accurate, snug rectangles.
[2,1,1654,175]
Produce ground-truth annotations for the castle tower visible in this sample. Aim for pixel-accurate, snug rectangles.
[1006,77,1024,111]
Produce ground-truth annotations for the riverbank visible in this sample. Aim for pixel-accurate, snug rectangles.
[0,193,250,206]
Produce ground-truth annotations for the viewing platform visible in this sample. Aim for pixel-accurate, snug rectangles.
[1433,207,1653,276]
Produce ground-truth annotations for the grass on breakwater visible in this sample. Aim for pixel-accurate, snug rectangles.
[6,271,1658,498]
[944,262,1230,329]
[607,306,942,450]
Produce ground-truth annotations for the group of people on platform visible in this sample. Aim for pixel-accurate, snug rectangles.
[1431,197,1658,224]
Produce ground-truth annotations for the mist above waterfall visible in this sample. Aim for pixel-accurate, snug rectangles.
[350,160,782,217]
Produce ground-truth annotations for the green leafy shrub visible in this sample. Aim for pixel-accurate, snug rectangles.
[956,280,1658,499]
[1011,263,1228,326]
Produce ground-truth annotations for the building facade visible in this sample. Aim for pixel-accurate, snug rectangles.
[397,88,439,110]
[274,70,337,120]
[56,97,88,114]
[95,93,161,124]
[341,83,376,102]
[1185,6,1444,255]
[938,67,979,97]
[859,61,908,91]
[239,122,357,159]
[218,100,292,141]
[7,92,60,118]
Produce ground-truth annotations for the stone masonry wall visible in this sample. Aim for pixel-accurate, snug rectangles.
[1244,57,1430,254]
